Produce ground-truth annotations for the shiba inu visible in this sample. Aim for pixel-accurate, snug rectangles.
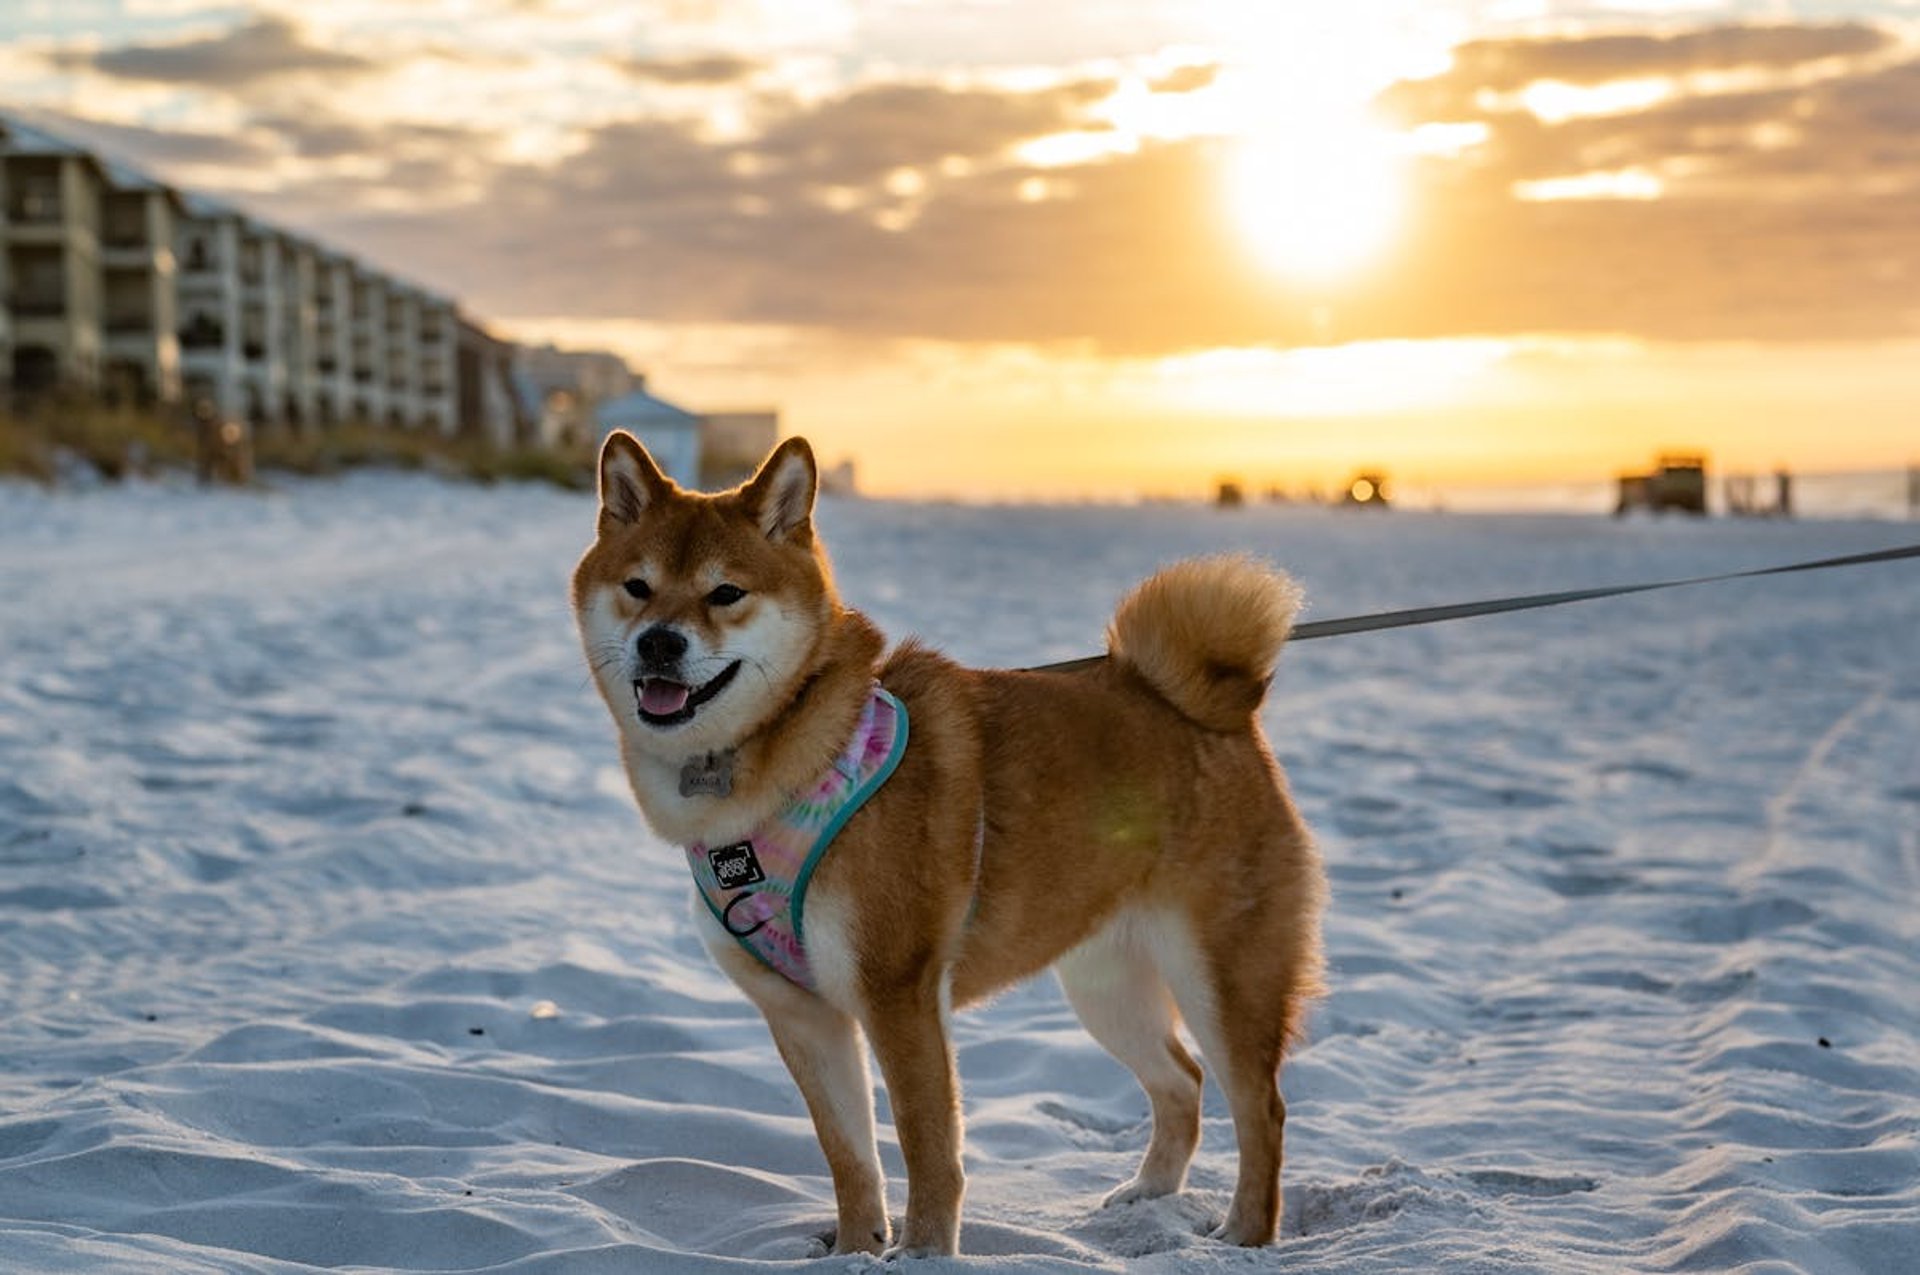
[572,432,1326,1257]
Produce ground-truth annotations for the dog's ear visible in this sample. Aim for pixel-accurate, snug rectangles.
[598,431,671,530]
[741,437,817,544]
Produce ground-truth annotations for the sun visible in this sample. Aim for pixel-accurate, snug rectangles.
[1224,124,1404,284]
[1202,3,1429,286]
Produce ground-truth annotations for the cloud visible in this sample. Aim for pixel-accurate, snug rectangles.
[22,110,271,170]
[613,52,761,85]
[246,111,488,163]
[1378,21,1893,122]
[1148,62,1218,95]
[54,16,376,86]
[36,16,1920,352]
[746,78,1115,184]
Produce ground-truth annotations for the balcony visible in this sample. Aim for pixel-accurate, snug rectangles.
[7,190,64,224]
[10,293,66,318]
[179,316,226,349]
[105,314,153,334]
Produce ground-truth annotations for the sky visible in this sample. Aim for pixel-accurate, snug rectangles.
[4,0,1918,499]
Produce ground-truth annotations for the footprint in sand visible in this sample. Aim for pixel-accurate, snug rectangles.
[1036,1099,1138,1136]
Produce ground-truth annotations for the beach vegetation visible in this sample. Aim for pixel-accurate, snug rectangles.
[0,403,595,491]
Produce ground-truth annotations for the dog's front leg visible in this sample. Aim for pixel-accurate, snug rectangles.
[698,911,889,1254]
[762,993,890,1255]
[864,977,964,1257]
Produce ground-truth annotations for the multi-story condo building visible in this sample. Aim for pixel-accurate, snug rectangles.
[278,235,318,427]
[235,217,288,427]
[99,162,181,406]
[382,282,421,426]
[3,113,621,443]
[1,132,10,404]
[174,193,245,421]
[514,343,638,446]
[456,316,531,448]
[3,120,106,399]
[309,249,353,425]
[347,264,388,425]
[417,294,457,434]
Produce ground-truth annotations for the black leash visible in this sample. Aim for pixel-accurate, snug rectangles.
[1029,541,1920,674]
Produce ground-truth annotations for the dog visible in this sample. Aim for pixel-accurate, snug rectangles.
[572,431,1326,1256]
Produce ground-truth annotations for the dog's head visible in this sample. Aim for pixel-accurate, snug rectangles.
[572,432,834,759]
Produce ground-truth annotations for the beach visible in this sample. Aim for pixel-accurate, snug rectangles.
[2,473,1916,1272]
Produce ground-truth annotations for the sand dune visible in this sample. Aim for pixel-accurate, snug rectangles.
[2,473,1916,1271]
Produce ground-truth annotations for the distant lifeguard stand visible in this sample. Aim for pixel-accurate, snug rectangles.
[1616,454,1707,516]
[1340,472,1391,510]
[1726,469,1794,518]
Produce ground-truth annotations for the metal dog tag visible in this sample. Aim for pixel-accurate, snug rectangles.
[679,750,736,798]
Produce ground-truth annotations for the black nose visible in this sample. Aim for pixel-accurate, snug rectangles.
[635,626,688,668]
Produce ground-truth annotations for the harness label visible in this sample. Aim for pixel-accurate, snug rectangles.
[708,841,765,890]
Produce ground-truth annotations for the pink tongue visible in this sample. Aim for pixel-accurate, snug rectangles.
[639,679,692,715]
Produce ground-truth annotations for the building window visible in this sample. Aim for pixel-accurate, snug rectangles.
[9,180,62,223]
[179,313,226,349]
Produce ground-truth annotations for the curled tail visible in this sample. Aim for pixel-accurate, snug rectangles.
[1107,555,1302,731]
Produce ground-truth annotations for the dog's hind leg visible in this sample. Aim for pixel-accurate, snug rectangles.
[1197,1018,1287,1246]
[1057,917,1204,1206]
[697,906,888,1254]
[1147,906,1302,1247]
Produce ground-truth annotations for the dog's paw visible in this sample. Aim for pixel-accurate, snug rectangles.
[1102,1174,1182,1208]
[882,1241,954,1261]
[1205,1218,1274,1247]
[882,1228,958,1260]
[835,1227,888,1257]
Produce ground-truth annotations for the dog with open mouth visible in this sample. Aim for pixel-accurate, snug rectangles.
[572,432,1327,1257]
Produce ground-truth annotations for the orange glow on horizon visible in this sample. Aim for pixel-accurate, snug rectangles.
[504,317,1920,504]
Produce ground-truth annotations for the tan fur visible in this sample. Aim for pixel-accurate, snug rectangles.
[1108,554,1303,732]
[573,433,1328,1257]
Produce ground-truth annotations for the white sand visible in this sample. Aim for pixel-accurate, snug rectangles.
[2,473,1917,1272]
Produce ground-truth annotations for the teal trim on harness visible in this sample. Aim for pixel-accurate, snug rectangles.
[789,688,908,969]
[687,685,909,990]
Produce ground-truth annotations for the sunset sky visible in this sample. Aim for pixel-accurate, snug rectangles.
[5,1,1918,499]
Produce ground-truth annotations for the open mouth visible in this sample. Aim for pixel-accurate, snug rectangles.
[632,661,742,727]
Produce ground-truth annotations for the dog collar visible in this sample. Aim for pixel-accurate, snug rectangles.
[684,685,908,991]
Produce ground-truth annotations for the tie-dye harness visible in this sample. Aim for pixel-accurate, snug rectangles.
[685,686,909,992]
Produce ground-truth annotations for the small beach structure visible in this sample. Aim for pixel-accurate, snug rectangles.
[1341,472,1391,510]
[594,385,703,487]
[1616,453,1706,516]
[1726,470,1794,518]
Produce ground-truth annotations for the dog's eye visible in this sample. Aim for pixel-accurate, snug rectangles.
[623,579,651,601]
[706,583,746,607]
